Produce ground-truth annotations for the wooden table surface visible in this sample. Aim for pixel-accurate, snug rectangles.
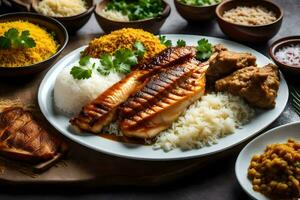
[0,0,299,199]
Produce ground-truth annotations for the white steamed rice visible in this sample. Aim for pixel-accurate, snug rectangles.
[153,93,255,151]
[54,58,123,115]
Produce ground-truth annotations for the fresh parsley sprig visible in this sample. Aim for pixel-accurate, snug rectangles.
[196,38,212,60]
[0,28,36,49]
[71,41,146,79]
[161,36,212,60]
[159,35,172,47]
[106,0,163,21]
[70,56,93,80]
[176,39,186,47]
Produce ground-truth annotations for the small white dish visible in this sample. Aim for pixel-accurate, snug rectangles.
[235,122,300,200]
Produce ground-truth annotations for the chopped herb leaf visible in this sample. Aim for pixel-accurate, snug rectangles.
[0,28,36,49]
[97,67,110,76]
[100,54,114,69]
[134,41,145,57]
[70,66,92,80]
[0,36,11,49]
[50,31,56,38]
[296,162,300,168]
[79,56,91,66]
[196,38,212,60]
[105,0,163,21]
[159,35,172,47]
[176,39,186,47]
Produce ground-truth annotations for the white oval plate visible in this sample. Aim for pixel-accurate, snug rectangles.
[235,122,300,200]
[38,34,289,161]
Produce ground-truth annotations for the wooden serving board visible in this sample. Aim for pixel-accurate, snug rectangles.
[0,34,250,186]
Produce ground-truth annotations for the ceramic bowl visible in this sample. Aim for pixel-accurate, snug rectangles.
[174,0,221,22]
[94,0,171,34]
[0,12,68,76]
[216,0,283,43]
[32,0,95,33]
[269,36,300,75]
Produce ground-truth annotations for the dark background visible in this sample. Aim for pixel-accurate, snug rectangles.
[0,0,299,199]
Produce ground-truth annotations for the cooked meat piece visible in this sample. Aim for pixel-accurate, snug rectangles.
[120,59,203,118]
[70,47,196,134]
[206,50,256,84]
[120,63,208,139]
[0,107,66,162]
[215,64,280,109]
[212,44,228,53]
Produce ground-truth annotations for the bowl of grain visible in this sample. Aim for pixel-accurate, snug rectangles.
[94,0,171,34]
[32,0,95,33]
[0,12,68,76]
[216,0,283,43]
[269,36,300,75]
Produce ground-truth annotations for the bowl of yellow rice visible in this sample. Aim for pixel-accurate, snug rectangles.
[0,12,68,76]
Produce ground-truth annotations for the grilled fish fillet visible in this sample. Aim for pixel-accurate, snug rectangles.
[120,62,208,139]
[121,59,201,118]
[70,47,196,133]
[0,107,66,162]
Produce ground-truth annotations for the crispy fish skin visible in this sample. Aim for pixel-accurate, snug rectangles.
[120,63,208,139]
[70,47,196,134]
[0,107,66,162]
[121,59,202,118]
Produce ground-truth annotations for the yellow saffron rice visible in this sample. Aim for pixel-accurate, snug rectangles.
[83,28,166,64]
[0,21,59,67]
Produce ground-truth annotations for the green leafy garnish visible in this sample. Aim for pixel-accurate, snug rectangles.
[70,66,92,80]
[196,38,212,60]
[50,31,56,38]
[106,0,164,21]
[0,28,36,49]
[295,162,300,168]
[134,41,145,57]
[70,56,92,80]
[159,35,172,47]
[179,0,221,6]
[176,39,186,47]
[98,41,145,76]
[79,56,91,66]
[72,41,146,79]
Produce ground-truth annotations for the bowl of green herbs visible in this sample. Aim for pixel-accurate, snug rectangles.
[174,0,222,22]
[94,0,170,33]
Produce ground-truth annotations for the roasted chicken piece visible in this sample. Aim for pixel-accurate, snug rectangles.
[120,62,208,139]
[0,107,66,162]
[206,50,256,84]
[70,47,196,134]
[215,64,280,109]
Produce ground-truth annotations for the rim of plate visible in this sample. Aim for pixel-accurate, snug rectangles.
[38,34,289,161]
[235,121,300,200]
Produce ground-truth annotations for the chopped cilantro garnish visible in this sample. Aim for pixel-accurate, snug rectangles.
[134,41,145,57]
[105,0,163,21]
[0,28,36,49]
[176,39,186,47]
[159,35,172,47]
[196,38,212,60]
[70,66,92,80]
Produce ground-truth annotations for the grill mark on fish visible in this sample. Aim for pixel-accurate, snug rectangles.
[120,59,200,118]
[70,47,196,134]
[120,63,208,139]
